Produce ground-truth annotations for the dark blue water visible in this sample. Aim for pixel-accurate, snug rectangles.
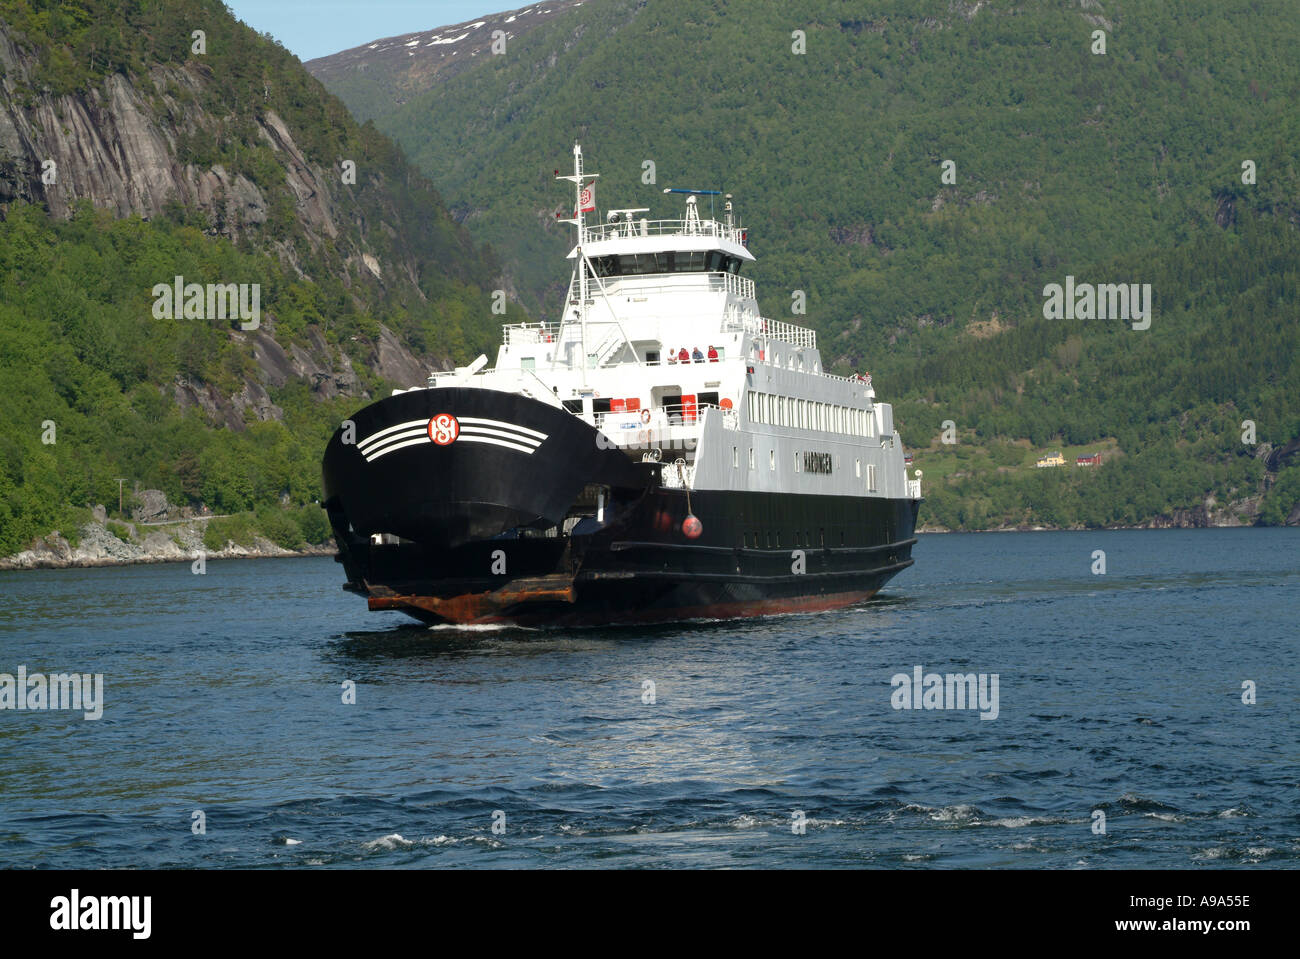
[1,529,1296,868]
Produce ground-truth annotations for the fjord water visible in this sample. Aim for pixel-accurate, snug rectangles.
[1,529,1295,869]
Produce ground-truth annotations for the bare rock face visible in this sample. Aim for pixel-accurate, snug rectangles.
[373,324,434,388]
[257,109,338,241]
[829,224,875,247]
[195,163,268,232]
[1146,505,1212,529]
[172,376,245,431]
[131,489,171,523]
[289,328,364,399]
[0,32,316,248]
[231,379,284,424]
[167,321,426,429]
[1265,438,1300,472]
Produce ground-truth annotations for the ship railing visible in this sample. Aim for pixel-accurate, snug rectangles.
[502,322,561,345]
[820,370,868,385]
[594,403,737,457]
[595,401,729,433]
[722,314,817,349]
[582,219,745,244]
[588,272,755,300]
[722,272,754,299]
[648,352,731,366]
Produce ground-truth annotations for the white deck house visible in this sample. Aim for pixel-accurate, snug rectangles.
[424,145,921,504]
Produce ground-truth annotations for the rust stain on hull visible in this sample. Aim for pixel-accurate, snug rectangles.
[368,584,879,627]
[368,577,577,623]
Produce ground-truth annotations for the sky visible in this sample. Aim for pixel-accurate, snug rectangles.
[225,0,501,61]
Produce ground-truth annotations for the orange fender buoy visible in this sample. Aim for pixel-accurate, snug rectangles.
[682,514,702,539]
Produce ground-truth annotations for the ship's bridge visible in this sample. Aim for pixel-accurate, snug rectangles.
[494,189,813,374]
[573,214,754,273]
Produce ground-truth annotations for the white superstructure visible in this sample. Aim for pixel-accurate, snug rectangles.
[426,145,921,504]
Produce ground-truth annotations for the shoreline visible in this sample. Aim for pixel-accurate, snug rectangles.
[0,519,338,572]
[0,545,337,572]
[4,524,1290,572]
[914,522,1271,534]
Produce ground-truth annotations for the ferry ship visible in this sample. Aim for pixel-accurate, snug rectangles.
[321,146,921,625]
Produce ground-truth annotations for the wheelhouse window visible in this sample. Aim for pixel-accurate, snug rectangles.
[588,250,743,278]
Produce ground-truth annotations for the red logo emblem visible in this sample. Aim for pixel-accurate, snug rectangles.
[427,413,460,446]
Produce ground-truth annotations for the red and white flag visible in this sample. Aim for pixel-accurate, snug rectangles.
[576,182,596,215]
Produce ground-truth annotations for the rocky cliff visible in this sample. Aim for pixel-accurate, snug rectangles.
[0,0,512,560]
[0,3,499,431]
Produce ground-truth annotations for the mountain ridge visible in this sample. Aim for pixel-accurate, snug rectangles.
[305,0,590,122]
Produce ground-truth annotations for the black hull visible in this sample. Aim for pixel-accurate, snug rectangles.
[323,388,919,626]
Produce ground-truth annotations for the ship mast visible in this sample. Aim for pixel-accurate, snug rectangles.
[555,144,598,385]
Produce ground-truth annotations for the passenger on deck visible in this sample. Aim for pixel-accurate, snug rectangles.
[678,347,690,364]
[692,347,704,363]
[707,345,718,362]
[667,348,677,365]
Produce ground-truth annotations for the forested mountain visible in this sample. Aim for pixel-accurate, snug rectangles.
[310,0,1300,529]
[0,0,512,557]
